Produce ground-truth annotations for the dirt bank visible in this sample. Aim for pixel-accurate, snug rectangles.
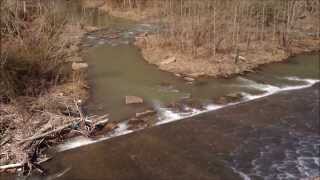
[135,35,320,78]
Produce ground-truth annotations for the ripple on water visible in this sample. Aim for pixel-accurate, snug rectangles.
[230,130,320,180]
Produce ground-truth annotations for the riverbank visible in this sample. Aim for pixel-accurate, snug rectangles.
[99,0,320,79]
[135,35,320,78]
[0,22,90,172]
[0,1,104,173]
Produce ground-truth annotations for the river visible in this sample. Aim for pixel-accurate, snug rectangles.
[1,1,319,179]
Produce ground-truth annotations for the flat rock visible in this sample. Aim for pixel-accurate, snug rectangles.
[72,62,88,71]
[125,96,144,105]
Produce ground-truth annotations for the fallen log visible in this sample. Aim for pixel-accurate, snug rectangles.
[0,163,24,170]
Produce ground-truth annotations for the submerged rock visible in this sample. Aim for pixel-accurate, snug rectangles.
[128,118,148,130]
[103,122,118,132]
[125,96,144,105]
[214,93,244,105]
[136,110,156,118]
[226,93,243,101]
[168,98,205,112]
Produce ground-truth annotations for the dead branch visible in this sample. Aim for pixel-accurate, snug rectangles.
[19,121,80,144]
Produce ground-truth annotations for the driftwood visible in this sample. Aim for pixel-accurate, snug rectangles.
[94,119,109,127]
[0,135,10,146]
[135,110,156,118]
[1,113,110,174]
[0,163,23,170]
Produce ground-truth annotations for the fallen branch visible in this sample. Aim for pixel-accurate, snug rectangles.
[19,121,80,144]
[0,135,10,146]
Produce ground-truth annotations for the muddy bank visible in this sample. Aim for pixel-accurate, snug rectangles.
[136,35,320,78]
[4,83,318,180]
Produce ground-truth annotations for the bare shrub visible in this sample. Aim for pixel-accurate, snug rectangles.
[0,0,72,100]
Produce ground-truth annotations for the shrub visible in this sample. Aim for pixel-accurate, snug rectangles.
[0,0,71,100]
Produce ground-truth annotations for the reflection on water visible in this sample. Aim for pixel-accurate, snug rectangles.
[85,31,319,122]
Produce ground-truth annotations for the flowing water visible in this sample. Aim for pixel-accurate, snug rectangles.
[1,1,319,180]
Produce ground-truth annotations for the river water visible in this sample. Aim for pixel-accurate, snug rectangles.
[1,1,319,180]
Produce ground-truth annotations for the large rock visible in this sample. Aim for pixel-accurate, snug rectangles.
[72,62,88,71]
[125,96,144,105]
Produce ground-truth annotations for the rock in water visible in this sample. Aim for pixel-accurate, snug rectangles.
[72,62,88,71]
[135,110,156,118]
[226,93,243,101]
[214,93,244,105]
[125,96,144,105]
[184,77,195,82]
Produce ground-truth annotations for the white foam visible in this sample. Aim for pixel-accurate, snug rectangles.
[241,78,281,93]
[56,122,133,152]
[57,77,319,152]
[231,167,252,180]
[57,136,93,152]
